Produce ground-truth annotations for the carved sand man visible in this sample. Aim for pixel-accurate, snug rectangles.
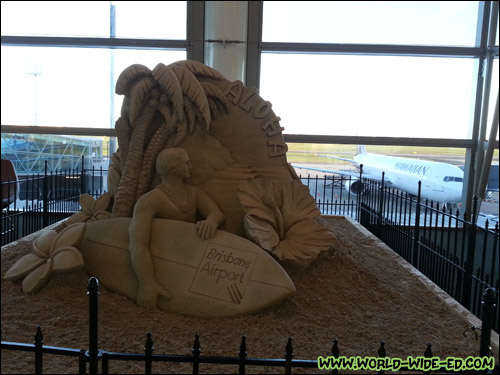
[129,147,225,308]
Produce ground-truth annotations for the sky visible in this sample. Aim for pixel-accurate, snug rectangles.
[1,1,498,141]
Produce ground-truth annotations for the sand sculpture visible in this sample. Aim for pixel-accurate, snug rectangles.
[3,60,336,317]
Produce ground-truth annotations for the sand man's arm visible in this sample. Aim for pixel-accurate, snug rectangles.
[194,188,225,240]
[129,191,172,307]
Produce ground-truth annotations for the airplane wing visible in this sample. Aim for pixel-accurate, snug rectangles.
[292,164,395,185]
[318,154,356,163]
[292,164,359,177]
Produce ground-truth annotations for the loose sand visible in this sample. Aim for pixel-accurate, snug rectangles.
[1,216,497,374]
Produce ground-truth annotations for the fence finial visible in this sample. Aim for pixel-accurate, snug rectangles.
[145,332,154,374]
[145,331,154,353]
[239,335,247,357]
[192,333,201,374]
[34,325,43,374]
[239,335,247,375]
[87,277,100,294]
[332,338,339,357]
[378,340,386,358]
[424,343,433,358]
[285,337,293,374]
[192,333,201,356]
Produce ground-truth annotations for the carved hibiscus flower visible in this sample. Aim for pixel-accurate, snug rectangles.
[65,193,111,225]
[3,223,86,293]
[237,179,336,268]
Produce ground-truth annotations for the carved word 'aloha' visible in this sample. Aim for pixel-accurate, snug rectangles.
[224,80,288,158]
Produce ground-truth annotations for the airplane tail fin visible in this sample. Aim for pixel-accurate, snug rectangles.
[356,145,366,155]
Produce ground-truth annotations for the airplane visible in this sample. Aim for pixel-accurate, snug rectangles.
[293,145,464,205]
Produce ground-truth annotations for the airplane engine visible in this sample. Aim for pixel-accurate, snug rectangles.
[344,179,365,195]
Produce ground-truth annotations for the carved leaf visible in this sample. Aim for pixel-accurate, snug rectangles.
[281,180,321,230]
[201,81,230,124]
[152,63,184,121]
[273,219,336,267]
[3,254,46,281]
[207,97,219,120]
[51,246,84,273]
[65,211,89,225]
[79,194,95,215]
[22,260,52,294]
[174,119,188,146]
[238,180,280,251]
[171,65,211,130]
[128,77,156,126]
[171,60,227,81]
[183,96,197,133]
[32,230,56,258]
[93,192,111,212]
[92,210,112,221]
[115,64,152,95]
[238,179,335,268]
[51,223,86,254]
[243,215,280,252]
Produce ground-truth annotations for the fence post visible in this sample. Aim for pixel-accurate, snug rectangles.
[480,288,496,357]
[87,277,100,375]
[285,337,293,374]
[34,325,43,375]
[462,196,479,309]
[192,333,201,375]
[145,332,153,375]
[239,335,247,375]
[102,351,109,374]
[356,164,363,222]
[42,160,49,228]
[79,349,86,374]
[412,181,422,268]
[376,172,385,238]
[80,155,85,195]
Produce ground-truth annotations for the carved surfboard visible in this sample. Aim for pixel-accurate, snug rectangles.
[80,218,295,318]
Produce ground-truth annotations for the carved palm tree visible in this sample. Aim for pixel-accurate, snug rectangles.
[110,61,229,217]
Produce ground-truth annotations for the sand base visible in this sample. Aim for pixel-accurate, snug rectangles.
[1,216,498,374]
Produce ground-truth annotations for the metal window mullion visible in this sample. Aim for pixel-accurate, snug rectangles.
[258,41,482,58]
[463,1,493,218]
[0,35,188,50]
[246,1,263,89]
[186,0,204,62]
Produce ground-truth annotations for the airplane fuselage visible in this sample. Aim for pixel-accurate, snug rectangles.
[354,153,464,204]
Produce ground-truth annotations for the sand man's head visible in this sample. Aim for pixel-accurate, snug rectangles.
[156,148,192,179]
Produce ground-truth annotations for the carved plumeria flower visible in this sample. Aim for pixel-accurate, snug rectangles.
[65,193,111,225]
[3,223,86,294]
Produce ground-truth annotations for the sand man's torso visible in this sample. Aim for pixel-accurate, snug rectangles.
[156,184,197,223]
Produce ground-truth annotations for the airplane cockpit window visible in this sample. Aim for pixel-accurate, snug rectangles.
[443,176,463,182]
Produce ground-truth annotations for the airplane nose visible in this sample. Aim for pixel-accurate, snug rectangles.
[449,186,462,203]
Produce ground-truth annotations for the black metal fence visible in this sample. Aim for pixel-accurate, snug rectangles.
[300,174,360,217]
[1,159,105,246]
[1,277,498,375]
[2,164,499,332]
[298,169,499,333]
[354,173,499,333]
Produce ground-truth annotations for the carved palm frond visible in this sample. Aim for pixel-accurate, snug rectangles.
[171,60,228,81]
[112,60,232,217]
[170,65,211,131]
[201,81,230,124]
[151,63,184,121]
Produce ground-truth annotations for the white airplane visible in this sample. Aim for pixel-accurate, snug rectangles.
[294,145,464,204]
